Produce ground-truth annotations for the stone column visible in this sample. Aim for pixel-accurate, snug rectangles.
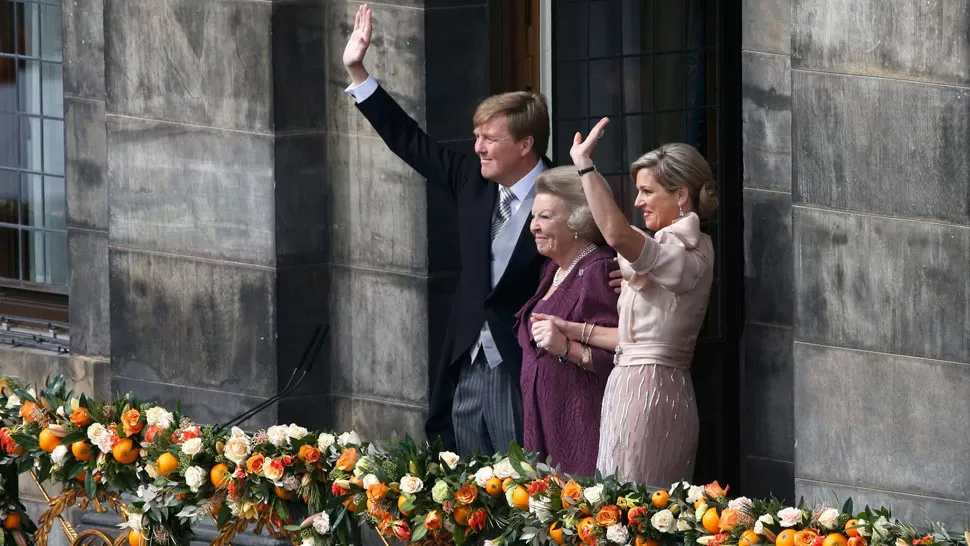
[791,0,970,525]
[740,0,795,501]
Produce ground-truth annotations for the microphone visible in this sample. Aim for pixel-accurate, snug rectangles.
[214,324,330,433]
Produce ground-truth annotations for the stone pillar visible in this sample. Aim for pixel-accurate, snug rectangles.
[791,0,970,524]
[740,0,795,502]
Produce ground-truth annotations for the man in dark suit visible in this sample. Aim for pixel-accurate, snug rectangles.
[342,4,548,455]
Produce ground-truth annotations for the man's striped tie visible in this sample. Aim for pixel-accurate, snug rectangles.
[490,186,515,240]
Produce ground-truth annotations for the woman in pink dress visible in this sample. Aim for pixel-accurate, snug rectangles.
[534,120,718,486]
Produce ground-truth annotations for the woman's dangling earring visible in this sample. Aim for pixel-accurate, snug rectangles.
[573,232,578,240]
[678,201,684,217]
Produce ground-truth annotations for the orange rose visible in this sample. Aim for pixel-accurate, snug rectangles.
[561,480,582,506]
[628,506,649,527]
[298,444,321,463]
[719,509,740,532]
[847,538,867,546]
[425,511,443,531]
[454,484,478,505]
[704,480,730,499]
[246,453,265,474]
[70,407,91,427]
[367,483,390,503]
[335,448,360,472]
[794,529,820,546]
[595,505,623,527]
[121,409,144,437]
[19,401,39,423]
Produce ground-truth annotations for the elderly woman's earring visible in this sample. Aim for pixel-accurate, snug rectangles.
[573,232,578,240]
[678,201,684,217]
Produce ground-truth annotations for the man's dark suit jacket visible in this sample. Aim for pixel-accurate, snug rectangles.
[356,86,546,450]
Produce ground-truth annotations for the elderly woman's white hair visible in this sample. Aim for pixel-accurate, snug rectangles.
[534,166,606,245]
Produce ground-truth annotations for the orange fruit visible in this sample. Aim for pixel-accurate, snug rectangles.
[702,507,721,534]
[342,494,359,512]
[453,505,472,526]
[75,472,86,482]
[823,534,848,546]
[742,530,761,546]
[128,529,146,546]
[112,438,138,464]
[38,428,62,453]
[210,463,230,489]
[844,520,860,538]
[502,477,514,492]
[578,517,596,542]
[635,539,660,546]
[485,477,503,495]
[511,485,530,510]
[71,441,93,462]
[155,452,179,477]
[274,486,294,500]
[651,490,670,508]
[3,513,20,530]
[549,521,565,545]
[397,494,411,516]
[777,530,796,546]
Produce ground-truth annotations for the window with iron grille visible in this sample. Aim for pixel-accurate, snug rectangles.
[552,0,722,339]
[0,0,68,323]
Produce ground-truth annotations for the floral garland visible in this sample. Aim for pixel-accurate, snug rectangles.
[0,376,966,546]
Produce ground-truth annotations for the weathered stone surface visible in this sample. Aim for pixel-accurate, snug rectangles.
[68,229,110,358]
[63,0,105,100]
[793,71,970,225]
[352,397,426,443]
[796,479,970,529]
[743,0,792,55]
[794,208,970,363]
[326,133,429,273]
[103,0,272,132]
[328,265,429,405]
[745,456,795,504]
[742,51,791,192]
[794,342,970,500]
[792,0,970,86]
[113,376,276,428]
[107,115,275,266]
[109,248,277,398]
[324,1,426,138]
[276,265,330,401]
[65,98,107,231]
[0,351,110,400]
[743,322,794,460]
[272,2,327,133]
[275,134,329,267]
[743,188,793,325]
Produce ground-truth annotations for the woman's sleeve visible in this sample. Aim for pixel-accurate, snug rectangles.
[628,231,709,294]
[576,259,620,380]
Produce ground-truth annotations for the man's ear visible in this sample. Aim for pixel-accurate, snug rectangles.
[519,136,535,157]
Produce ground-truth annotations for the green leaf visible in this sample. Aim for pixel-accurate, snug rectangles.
[411,523,428,543]
[12,388,35,404]
[60,431,86,445]
[843,498,853,517]
[506,441,530,477]
[283,524,303,532]
[84,470,96,500]
[275,499,289,520]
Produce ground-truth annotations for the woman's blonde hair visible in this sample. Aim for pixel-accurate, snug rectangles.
[534,166,605,245]
[630,143,718,219]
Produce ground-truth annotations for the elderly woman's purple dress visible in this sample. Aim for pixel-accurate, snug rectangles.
[515,246,619,476]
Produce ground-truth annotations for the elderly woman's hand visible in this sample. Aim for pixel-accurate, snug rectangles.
[531,316,568,356]
[570,117,610,170]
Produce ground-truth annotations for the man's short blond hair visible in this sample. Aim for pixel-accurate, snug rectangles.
[473,91,550,157]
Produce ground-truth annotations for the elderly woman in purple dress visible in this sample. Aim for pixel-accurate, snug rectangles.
[514,166,619,476]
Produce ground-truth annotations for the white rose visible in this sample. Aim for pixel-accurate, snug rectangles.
[312,512,330,535]
[317,433,335,451]
[338,431,360,446]
[754,521,765,535]
[181,437,203,456]
[651,509,676,533]
[230,426,248,440]
[184,466,206,492]
[224,437,250,465]
[263,459,285,482]
[56,406,66,417]
[145,463,159,480]
[728,496,753,512]
[267,425,289,447]
[287,424,308,440]
[777,507,802,528]
[759,514,775,525]
[51,445,69,465]
[362,474,380,490]
[438,451,459,469]
[583,484,604,505]
[474,466,494,487]
[492,458,520,479]
[607,523,630,544]
[678,518,692,532]
[856,519,870,538]
[145,407,174,429]
[5,395,20,409]
[818,508,839,530]
[87,423,106,443]
[686,485,705,504]
[399,475,424,495]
